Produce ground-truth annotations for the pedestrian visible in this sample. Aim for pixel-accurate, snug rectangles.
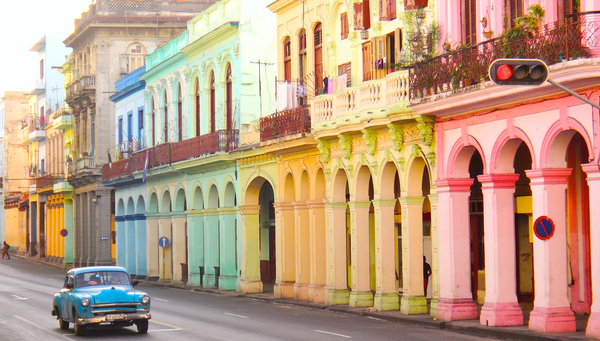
[423,255,431,297]
[2,241,11,260]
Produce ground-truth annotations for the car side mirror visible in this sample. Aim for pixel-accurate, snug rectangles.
[132,280,139,287]
[66,283,74,290]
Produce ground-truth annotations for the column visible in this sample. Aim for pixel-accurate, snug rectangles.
[95,189,112,266]
[294,202,310,300]
[525,169,575,333]
[219,207,238,290]
[115,215,126,268]
[308,200,326,303]
[373,199,399,311]
[126,215,136,273]
[275,202,295,299]
[172,214,187,282]
[399,196,427,314]
[435,179,478,321]
[478,174,523,327]
[146,214,160,281]
[325,202,350,305]
[428,194,440,318]
[239,205,263,294]
[204,209,219,287]
[348,201,373,307]
[583,164,600,338]
[64,197,74,266]
[135,214,147,279]
[158,213,173,281]
[187,211,205,286]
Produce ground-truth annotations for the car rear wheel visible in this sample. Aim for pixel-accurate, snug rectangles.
[136,320,148,334]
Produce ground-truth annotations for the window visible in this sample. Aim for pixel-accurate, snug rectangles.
[118,117,123,145]
[195,78,200,137]
[506,0,524,30]
[314,23,324,94]
[210,71,216,133]
[177,84,182,142]
[370,29,402,80]
[163,91,168,143]
[338,62,352,88]
[40,59,44,80]
[354,0,371,30]
[226,64,233,131]
[462,0,477,46]
[379,0,396,21]
[121,43,147,74]
[138,107,144,145]
[340,12,349,40]
[127,111,133,143]
[558,0,578,20]
[283,38,292,82]
[298,29,307,104]
[151,99,156,146]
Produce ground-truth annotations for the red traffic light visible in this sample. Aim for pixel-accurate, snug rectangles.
[489,59,548,86]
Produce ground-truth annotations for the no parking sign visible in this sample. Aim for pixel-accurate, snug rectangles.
[533,216,555,241]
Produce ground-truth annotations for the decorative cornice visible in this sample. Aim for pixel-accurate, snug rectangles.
[338,134,353,160]
[233,44,240,59]
[317,139,331,163]
[387,123,404,152]
[237,153,276,165]
[361,129,377,156]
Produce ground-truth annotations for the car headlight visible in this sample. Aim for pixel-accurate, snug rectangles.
[141,296,150,304]
[82,298,90,307]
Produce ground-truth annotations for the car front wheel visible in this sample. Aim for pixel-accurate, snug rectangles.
[72,309,85,336]
[136,320,148,334]
[59,318,69,330]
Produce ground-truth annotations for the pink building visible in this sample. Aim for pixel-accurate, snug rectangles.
[412,0,600,338]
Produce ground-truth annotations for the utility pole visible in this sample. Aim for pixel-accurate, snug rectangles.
[250,60,274,118]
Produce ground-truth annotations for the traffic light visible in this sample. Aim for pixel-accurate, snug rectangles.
[488,59,548,86]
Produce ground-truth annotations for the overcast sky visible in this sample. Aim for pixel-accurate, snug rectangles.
[0,0,93,96]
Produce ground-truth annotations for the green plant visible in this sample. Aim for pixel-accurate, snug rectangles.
[402,8,442,65]
[501,4,545,57]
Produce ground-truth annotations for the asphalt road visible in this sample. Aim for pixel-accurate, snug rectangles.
[0,257,494,340]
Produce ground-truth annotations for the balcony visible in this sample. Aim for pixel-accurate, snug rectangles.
[101,158,131,181]
[312,71,411,133]
[29,80,45,96]
[53,108,73,130]
[66,74,96,107]
[171,130,239,162]
[260,106,311,142]
[36,174,55,191]
[410,11,600,103]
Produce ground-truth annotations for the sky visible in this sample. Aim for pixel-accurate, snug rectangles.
[0,0,94,96]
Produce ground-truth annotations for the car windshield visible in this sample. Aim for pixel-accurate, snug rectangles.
[74,271,130,288]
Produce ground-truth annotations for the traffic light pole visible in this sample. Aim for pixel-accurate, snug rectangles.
[546,79,600,110]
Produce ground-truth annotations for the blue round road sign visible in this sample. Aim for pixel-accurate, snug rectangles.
[533,216,555,240]
[159,236,170,248]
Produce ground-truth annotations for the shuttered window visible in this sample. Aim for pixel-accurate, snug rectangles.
[354,1,371,30]
[379,0,396,21]
[314,23,324,94]
[341,12,349,40]
[284,38,291,82]
[462,0,477,45]
[558,0,578,20]
[506,0,524,29]
[362,42,372,81]
[338,62,352,87]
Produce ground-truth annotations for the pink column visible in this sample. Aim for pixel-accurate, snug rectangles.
[435,179,478,321]
[525,169,575,333]
[478,174,523,327]
[583,163,600,339]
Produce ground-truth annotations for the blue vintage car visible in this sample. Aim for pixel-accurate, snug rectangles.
[51,266,151,336]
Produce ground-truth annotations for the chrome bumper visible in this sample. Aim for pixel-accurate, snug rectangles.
[78,312,151,325]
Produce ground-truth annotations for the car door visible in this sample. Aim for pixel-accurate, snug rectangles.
[60,274,73,321]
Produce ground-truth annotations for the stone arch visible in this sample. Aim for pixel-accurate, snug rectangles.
[379,160,400,200]
[117,198,126,216]
[541,118,593,168]
[126,197,135,215]
[136,195,146,214]
[283,172,295,203]
[148,190,159,214]
[159,187,172,213]
[491,128,537,173]
[174,186,186,212]
[332,166,349,202]
[207,184,219,209]
[192,183,204,210]
[244,174,276,206]
[354,163,374,201]
[405,155,429,197]
[299,169,310,201]
[447,135,487,178]
[223,181,236,207]
[314,167,326,200]
[327,0,349,40]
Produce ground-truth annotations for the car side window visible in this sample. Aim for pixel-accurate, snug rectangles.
[63,275,70,289]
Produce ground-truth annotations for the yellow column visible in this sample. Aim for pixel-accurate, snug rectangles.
[239,205,263,294]
[348,200,374,307]
[60,201,65,259]
[275,202,295,298]
[373,199,399,311]
[308,200,326,303]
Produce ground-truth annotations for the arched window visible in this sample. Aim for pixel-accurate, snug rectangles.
[314,23,323,93]
[226,64,233,131]
[210,71,216,133]
[122,43,147,74]
[284,37,291,82]
[177,84,182,142]
[151,98,156,146]
[163,90,168,143]
[195,78,200,137]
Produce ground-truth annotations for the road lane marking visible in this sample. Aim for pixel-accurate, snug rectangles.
[224,313,248,319]
[14,316,73,340]
[150,329,183,332]
[12,295,29,300]
[0,278,55,295]
[315,330,352,338]
[150,320,183,330]
[153,298,169,302]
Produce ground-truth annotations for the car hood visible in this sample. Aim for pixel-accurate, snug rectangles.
[76,286,146,304]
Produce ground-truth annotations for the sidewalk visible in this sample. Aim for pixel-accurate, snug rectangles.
[12,253,592,341]
[139,279,592,341]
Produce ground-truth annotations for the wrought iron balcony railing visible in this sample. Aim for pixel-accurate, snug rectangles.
[410,11,600,101]
[260,105,311,142]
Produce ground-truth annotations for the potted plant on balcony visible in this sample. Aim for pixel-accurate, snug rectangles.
[501,4,545,58]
